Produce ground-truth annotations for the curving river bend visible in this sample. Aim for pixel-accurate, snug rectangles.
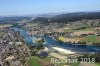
[12,27,100,53]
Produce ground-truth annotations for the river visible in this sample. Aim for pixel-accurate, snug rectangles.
[12,27,100,53]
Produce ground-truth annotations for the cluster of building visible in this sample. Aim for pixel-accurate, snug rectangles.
[0,28,30,66]
[22,19,100,46]
[23,22,65,36]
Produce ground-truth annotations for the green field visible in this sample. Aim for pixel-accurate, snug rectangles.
[69,62,80,66]
[86,35,97,43]
[27,56,69,66]
[95,63,100,66]
[84,35,100,43]
[27,56,41,66]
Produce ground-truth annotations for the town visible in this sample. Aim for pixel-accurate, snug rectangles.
[0,17,100,66]
[0,27,30,66]
[0,0,100,65]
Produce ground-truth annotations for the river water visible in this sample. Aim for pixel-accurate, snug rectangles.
[12,27,100,53]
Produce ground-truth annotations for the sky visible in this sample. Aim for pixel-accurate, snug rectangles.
[0,0,100,16]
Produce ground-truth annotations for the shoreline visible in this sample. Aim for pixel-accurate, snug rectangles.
[52,47,76,54]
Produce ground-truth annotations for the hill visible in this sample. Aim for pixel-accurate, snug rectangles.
[0,16,32,24]
[31,12,100,24]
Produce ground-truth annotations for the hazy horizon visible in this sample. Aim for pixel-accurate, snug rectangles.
[0,0,100,16]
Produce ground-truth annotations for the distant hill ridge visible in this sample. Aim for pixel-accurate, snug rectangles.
[0,16,31,24]
[32,12,100,24]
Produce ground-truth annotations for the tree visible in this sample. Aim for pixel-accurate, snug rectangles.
[36,38,45,49]
[36,38,44,44]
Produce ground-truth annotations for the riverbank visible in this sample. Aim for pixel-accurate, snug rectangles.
[52,47,76,54]
[12,27,100,53]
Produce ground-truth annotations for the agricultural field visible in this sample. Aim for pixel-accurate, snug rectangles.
[82,35,100,44]
[0,24,12,28]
